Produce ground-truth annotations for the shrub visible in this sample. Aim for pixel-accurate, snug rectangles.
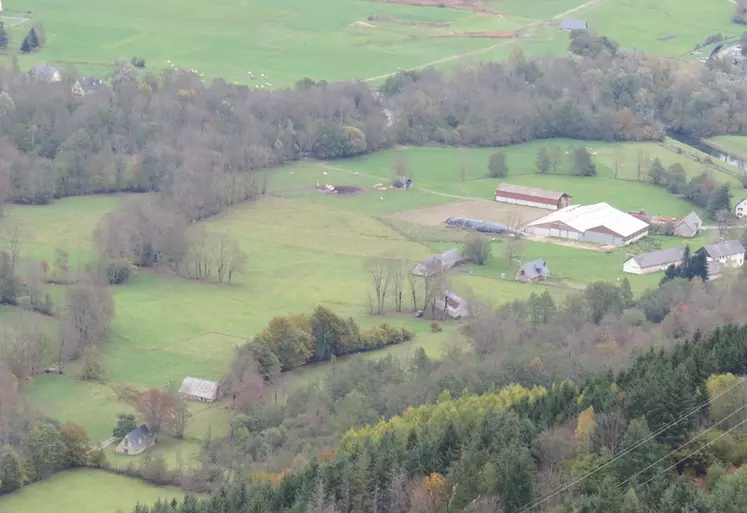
[464,233,491,265]
[104,259,133,285]
[488,152,508,178]
[431,322,443,333]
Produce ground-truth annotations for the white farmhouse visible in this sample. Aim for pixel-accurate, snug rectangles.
[696,240,746,279]
[735,197,747,219]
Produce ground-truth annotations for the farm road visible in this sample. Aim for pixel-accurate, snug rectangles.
[362,0,605,83]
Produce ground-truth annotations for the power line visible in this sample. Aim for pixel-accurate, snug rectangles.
[618,396,747,489]
[516,375,747,513]
[638,416,747,489]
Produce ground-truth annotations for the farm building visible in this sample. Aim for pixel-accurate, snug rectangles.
[72,76,102,97]
[735,197,747,219]
[115,425,154,456]
[412,248,465,276]
[179,376,219,402]
[696,240,746,279]
[434,291,469,319]
[623,247,684,275]
[523,203,649,246]
[494,184,572,211]
[29,64,62,83]
[674,212,703,238]
[561,19,588,31]
[515,259,550,283]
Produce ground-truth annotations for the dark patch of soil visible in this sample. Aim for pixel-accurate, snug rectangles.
[331,185,364,195]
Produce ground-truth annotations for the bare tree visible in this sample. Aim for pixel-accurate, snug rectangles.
[393,152,410,180]
[214,232,247,283]
[167,381,189,440]
[182,227,214,280]
[59,275,114,368]
[136,388,176,441]
[459,149,469,183]
[407,273,419,313]
[591,409,628,454]
[389,258,409,313]
[367,257,391,315]
[504,235,524,266]
[2,222,23,274]
[0,312,50,381]
[423,271,448,320]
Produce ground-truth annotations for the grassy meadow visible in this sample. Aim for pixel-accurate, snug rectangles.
[0,138,733,512]
[3,0,733,86]
[0,468,182,513]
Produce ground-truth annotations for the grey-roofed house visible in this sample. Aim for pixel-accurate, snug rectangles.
[29,64,61,83]
[623,247,684,275]
[561,19,588,31]
[115,425,154,455]
[72,76,102,97]
[674,212,703,238]
[515,259,550,283]
[696,240,746,279]
[434,290,469,320]
[412,248,465,276]
[179,376,219,402]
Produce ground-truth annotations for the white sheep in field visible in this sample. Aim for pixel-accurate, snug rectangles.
[380,197,384,200]
[323,171,327,175]
[290,171,294,176]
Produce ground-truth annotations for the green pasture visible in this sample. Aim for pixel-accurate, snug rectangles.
[0,468,182,513]
[2,138,729,456]
[582,0,737,56]
[704,135,747,162]
[10,0,539,86]
[298,142,731,216]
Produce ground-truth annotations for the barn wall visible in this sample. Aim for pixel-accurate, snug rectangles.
[495,193,558,210]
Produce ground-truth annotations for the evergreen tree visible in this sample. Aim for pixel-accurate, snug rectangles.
[620,278,634,308]
[310,305,348,361]
[495,445,533,513]
[706,184,731,220]
[0,447,23,494]
[0,23,8,50]
[613,418,663,485]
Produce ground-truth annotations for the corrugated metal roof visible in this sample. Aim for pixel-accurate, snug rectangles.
[525,203,649,238]
[700,240,746,259]
[496,183,567,201]
[179,376,219,400]
[561,18,588,30]
[629,247,684,269]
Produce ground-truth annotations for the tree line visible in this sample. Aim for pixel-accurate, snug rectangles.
[129,321,747,513]
[0,40,746,218]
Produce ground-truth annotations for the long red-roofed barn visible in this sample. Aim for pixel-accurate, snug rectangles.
[494,183,573,211]
[523,202,649,246]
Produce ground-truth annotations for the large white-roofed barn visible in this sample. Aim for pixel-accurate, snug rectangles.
[523,202,649,246]
[494,184,573,211]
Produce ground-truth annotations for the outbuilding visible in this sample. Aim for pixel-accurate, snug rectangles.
[674,212,703,238]
[434,291,469,319]
[412,248,465,276]
[523,203,649,246]
[115,425,154,456]
[561,19,588,31]
[494,184,572,211]
[623,247,684,275]
[515,259,550,283]
[179,376,219,402]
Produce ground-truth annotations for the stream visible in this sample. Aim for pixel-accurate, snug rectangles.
[667,131,747,171]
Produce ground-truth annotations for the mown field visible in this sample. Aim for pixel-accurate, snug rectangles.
[0,468,182,513]
[5,0,738,86]
[6,0,557,86]
[0,138,735,512]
